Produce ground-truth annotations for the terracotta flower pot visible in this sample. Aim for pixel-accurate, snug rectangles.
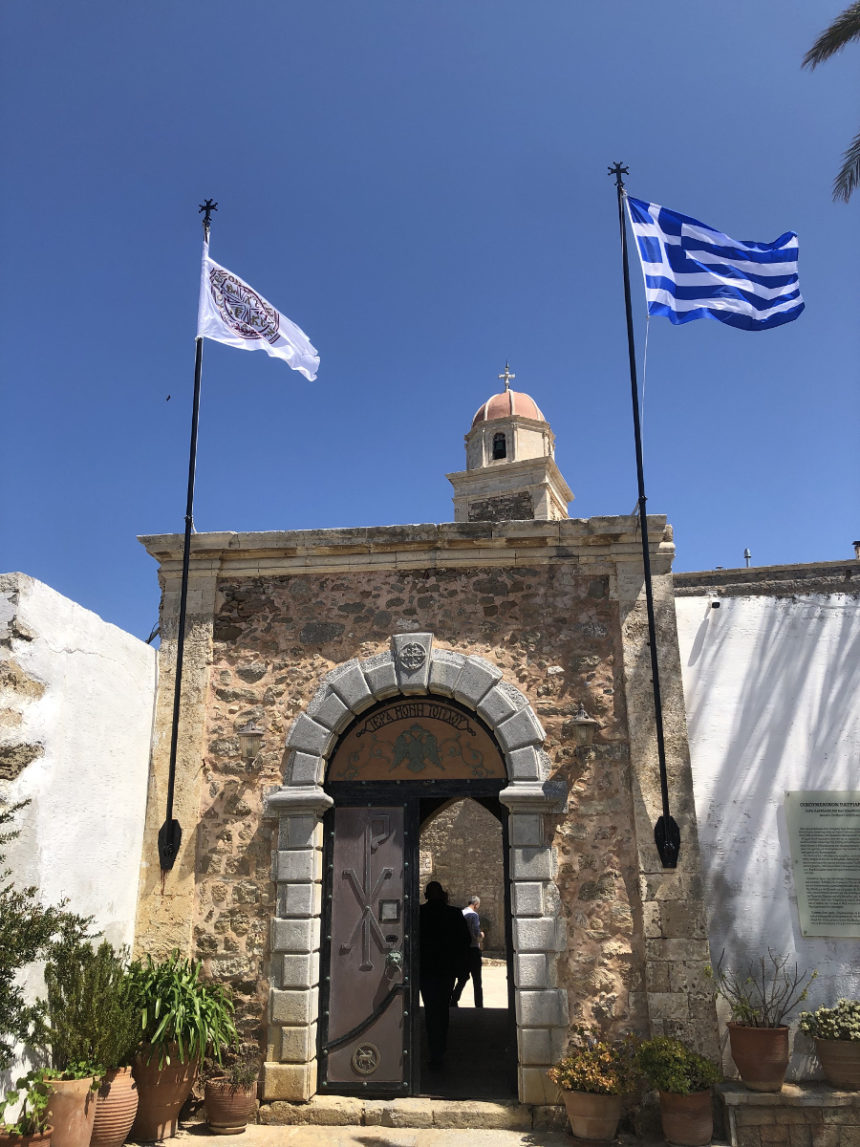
[658,1089,714,1147]
[131,1048,198,1141]
[0,1130,53,1147]
[727,1023,789,1092]
[814,1038,860,1090]
[43,1078,96,1147]
[203,1079,257,1135]
[561,1090,623,1142]
[91,1067,139,1147]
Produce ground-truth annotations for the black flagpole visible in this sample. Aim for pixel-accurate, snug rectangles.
[158,198,218,872]
[608,163,680,870]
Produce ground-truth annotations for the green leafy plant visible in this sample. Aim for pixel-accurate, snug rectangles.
[547,1026,640,1095]
[0,800,92,1071]
[129,951,237,1067]
[0,1071,52,1135]
[40,938,139,1076]
[636,1036,721,1095]
[707,950,817,1028]
[799,999,860,1042]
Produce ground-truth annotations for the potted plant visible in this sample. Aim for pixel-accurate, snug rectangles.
[128,951,237,1141]
[0,1072,52,1147]
[203,1054,260,1135]
[637,1036,721,1146]
[708,950,816,1092]
[547,1026,640,1142]
[38,935,121,1147]
[0,800,91,1077]
[799,998,860,1089]
[77,944,142,1147]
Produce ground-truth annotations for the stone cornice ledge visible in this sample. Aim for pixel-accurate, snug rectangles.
[263,785,333,819]
[139,516,673,568]
[498,779,568,814]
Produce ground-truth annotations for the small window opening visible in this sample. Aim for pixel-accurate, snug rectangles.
[492,432,507,460]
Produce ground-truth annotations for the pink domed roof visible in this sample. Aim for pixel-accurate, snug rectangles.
[471,389,547,428]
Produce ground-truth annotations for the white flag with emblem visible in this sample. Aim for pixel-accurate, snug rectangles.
[196,241,319,380]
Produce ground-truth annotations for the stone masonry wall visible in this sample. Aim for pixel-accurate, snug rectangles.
[192,562,650,1054]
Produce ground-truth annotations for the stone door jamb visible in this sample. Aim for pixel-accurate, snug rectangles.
[263,632,568,1105]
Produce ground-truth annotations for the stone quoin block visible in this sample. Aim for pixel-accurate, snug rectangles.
[392,632,433,694]
[280,952,320,990]
[452,656,502,708]
[271,988,315,1026]
[278,882,322,919]
[325,660,374,714]
[518,1026,554,1066]
[277,814,322,851]
[515,952,550,989]
[495,708,546,753]
[271,917,321,955]
[261,1060,317,1103]
[286,751,324,786]
[280,1023,317,1063]
[285,714,336,758]
[519,1066,562,1106]
[511,881,545,917]
[511,846,554,882]
[428,649,466,697]
[513,915,564,953]
[306,689,352,734]
[275,848,323,884]
[515,988,569,1028]
[510,814,544,848]
[360,652,399,700]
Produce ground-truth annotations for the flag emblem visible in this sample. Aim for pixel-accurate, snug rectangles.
[626,196,804,332]
[197,241,320,379]
[208,266,281,345]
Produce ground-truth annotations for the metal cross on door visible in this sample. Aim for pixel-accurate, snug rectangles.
[320,805,410,1092]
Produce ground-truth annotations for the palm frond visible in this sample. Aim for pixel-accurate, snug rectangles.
[833,128,860,201]
[803,1,860,68]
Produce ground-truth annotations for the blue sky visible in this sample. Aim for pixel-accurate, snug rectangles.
[2,2,858,642]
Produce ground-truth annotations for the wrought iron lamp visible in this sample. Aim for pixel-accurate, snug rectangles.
[571,704,599,747]
[237,720,264,763]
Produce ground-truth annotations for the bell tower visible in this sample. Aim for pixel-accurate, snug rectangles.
[446,364,573,523]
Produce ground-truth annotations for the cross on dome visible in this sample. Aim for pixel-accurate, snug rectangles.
[498,362,515,391]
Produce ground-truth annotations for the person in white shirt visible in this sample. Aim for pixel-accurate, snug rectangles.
[450,894,484,1008]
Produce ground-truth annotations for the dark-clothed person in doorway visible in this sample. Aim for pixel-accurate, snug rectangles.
[419,881,470,1067]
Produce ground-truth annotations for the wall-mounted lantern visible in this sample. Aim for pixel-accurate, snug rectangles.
[237,720,265,763]
[571,704,599,747]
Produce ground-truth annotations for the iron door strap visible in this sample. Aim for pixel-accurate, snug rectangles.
[322,980,406,1053]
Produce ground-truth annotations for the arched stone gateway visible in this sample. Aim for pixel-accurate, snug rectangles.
[263,632,568,1103]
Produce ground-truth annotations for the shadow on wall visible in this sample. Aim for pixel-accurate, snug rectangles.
[681,593,860,997]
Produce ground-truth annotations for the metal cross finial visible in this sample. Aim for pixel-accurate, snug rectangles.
[198,198,218,238]
[498,362,515,391]
[608,162,629,190]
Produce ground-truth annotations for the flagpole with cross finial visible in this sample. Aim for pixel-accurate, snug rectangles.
[607,162,680,870]
[158,198,218,872]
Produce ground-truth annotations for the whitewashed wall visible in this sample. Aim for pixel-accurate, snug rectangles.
[0,573,156,1078]
[676,588,860,1074]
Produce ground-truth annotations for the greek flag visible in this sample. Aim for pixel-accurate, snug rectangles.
[626,196,804,331]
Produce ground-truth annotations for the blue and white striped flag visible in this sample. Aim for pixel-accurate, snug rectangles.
[626,196,804,332]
